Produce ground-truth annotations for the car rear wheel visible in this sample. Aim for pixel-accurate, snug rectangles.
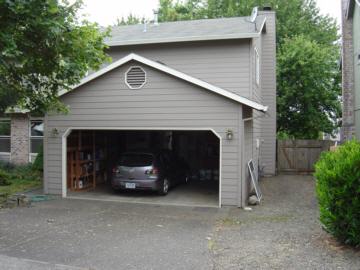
[158,178,169,195]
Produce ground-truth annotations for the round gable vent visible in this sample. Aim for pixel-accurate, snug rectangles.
[125,66,146,89]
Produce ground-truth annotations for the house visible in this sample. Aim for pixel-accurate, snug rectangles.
[341,0,360,140]
[3,7,276,207]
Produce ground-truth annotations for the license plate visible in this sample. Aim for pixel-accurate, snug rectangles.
[125,182,136,189]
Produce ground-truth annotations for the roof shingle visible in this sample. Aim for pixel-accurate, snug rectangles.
[106,15,266,46]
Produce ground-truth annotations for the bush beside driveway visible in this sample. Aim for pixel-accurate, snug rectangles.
[0,175,359,270]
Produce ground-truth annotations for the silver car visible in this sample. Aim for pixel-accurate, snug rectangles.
[111,151,187,195]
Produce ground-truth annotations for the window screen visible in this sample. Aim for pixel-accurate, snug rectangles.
[30,120,44,153]
[0,120,10,153]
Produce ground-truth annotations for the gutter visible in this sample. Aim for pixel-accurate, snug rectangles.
[106,32,260,47]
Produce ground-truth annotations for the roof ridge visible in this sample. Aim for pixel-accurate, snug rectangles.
[111,15,251,29]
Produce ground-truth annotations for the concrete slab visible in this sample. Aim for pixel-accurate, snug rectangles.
[67,180,219,208]
[0,199,225,270]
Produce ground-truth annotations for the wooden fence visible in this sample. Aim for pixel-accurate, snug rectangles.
[277,140,335,174]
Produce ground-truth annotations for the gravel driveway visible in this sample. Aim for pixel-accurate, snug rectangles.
[209,175,360,269]
[0,174,359,270]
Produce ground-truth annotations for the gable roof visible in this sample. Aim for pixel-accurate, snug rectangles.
[60,53,268,112]
[106,15,267,47]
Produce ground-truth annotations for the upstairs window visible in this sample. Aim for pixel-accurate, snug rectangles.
[30,120,44,154]
[0,120,11,153]
[125,66,146,89]
[255,48,260,85]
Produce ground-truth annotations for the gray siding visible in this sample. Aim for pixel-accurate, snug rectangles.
[45,61,243,206]
[243,11,276,177]
[108,32,275,175]
[259,11,277,175]
[250,32,262,177]
[243,118,253,203]
[107,40,251,98]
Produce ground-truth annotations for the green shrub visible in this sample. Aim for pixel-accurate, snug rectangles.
[0,168,11,186]
[32,148,44,172]
[0,161,41,183]
[12,164,41,182]
[314,140,360,247]
[0,161,15,171]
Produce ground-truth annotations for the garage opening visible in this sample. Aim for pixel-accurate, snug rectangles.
[66,129,220,207]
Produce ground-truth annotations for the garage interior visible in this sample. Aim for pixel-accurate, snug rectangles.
[66,129,220,207]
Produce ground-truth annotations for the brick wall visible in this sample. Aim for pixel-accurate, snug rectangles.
[10,114,30,164]
[341,0,356,141]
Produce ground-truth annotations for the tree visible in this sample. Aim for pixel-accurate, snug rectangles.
[116,13,144,26]
[0,0,110,114]
[159,0,339,46]
[158,0,207,21]
[157,0,340,138]
[277,35,341,139]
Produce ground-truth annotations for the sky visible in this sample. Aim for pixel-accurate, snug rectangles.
[79,0,342,27]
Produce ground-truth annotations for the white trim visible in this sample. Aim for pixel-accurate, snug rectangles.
[106,32,260,47]
[243,117,254,122]
[258,17,267,33]
[125,66,147,89]
[61,127,222,208]
[29,153,38,163]
[254,47,260,86]
[60,53,268,112]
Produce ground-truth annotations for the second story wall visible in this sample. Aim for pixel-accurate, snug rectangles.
[107,39,252,98]
[354,3,360,138]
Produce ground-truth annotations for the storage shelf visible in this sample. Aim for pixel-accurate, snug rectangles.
[67,130,107,192]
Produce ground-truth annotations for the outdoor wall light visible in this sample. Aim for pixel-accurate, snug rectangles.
[226,129,233,140]
[50,128,59,137]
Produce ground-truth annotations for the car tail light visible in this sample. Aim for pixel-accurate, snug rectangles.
[113,167,120,174]
[145,167,158,175]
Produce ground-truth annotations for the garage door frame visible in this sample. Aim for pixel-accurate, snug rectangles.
[61,127,222,207]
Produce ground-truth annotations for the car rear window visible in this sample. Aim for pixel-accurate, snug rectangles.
[119,153,154,167]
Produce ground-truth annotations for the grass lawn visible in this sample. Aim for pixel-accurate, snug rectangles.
[0,178,42,196]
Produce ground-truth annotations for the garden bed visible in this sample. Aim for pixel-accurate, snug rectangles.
[0,162,42,207]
